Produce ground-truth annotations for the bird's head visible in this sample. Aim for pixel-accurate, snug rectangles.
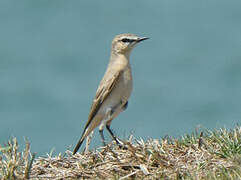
[111,34,149,55]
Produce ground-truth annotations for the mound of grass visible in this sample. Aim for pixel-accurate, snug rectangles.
[0,126,240,179]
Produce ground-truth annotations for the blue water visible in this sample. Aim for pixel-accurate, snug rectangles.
[0,0,241,155]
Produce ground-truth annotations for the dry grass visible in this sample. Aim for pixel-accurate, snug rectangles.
[0,126,241,179]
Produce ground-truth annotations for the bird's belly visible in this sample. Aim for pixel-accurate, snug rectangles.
[114,76,132,103]
[99,77,132,116]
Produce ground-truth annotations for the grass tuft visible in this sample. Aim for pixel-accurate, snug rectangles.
[0,126,240,179]
[0,138,35,180]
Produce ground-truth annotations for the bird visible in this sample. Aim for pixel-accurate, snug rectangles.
[73,33,149,154]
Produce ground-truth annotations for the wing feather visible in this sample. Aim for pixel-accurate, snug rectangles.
[83,70,122,133]
[73,70,123,154]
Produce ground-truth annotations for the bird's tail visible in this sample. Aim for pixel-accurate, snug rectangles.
[73,124,93,154]
[73,136,85,155]
[73,116,100,154]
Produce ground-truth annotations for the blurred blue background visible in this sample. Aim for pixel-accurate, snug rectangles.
[0,0,241,155]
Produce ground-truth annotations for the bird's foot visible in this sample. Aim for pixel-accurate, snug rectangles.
[115,138,128,150]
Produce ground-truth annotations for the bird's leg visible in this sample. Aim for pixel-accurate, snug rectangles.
[84,131,94,153]
[106,124,123,146]
[105,101,127,148]
[99,127,106,146]
[98,107,113,147]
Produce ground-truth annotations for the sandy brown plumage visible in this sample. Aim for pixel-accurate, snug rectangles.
[73,34,148,154]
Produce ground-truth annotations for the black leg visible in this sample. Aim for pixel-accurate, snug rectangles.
[106,125,122,146]
[99,129,106,146]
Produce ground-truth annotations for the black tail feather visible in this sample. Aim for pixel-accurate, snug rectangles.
[73,138,84,155]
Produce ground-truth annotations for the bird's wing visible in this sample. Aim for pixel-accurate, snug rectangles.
[84,70,123,132]
[73,69,123,155]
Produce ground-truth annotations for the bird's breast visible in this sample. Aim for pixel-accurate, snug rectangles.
[99,66,132,119]
[118,67,133,101]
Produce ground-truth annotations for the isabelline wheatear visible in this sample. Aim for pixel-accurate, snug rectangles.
[73,33,149,154]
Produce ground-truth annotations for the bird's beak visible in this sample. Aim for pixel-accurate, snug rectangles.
[136,37,149,43]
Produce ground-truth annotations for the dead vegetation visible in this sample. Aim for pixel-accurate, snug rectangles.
[0,126,241,179]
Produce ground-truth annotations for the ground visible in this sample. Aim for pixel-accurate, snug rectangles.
[0,126,240,179]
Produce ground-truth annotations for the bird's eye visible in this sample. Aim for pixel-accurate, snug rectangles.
[121,38,131,43]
